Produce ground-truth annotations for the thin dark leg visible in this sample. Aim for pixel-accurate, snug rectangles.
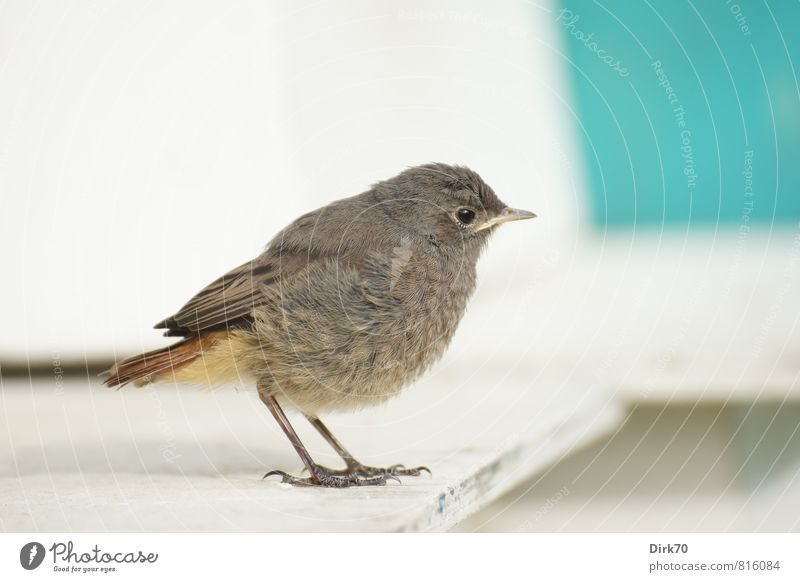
[304,414,431,478]
[304,414,360,466]
[259,391,318,475]
[258,388,390,488]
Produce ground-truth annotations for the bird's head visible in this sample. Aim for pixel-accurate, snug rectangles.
[372,163,535,254]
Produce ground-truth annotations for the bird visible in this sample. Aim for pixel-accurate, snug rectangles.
[102,163,535,487]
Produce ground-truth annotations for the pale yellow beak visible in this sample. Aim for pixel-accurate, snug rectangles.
[476,207,537,231]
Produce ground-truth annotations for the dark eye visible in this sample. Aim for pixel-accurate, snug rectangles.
[456,208,476,225]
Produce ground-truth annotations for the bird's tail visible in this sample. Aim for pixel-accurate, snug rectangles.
[101,335,207,388]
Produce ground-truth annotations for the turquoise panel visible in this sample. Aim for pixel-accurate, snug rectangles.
[556,1,800,227]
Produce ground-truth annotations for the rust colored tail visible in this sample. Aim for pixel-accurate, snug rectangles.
[101,336,204,388]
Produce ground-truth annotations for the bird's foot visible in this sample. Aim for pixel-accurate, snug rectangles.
[263,468,399,488]
[304,462,431,478]
[351,463,432,478]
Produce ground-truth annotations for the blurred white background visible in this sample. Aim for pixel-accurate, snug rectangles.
[0,0,578,361]
[2,0,799,534]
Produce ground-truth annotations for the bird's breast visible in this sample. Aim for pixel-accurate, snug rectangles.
[248,253,478,414]
[390,259,476,375]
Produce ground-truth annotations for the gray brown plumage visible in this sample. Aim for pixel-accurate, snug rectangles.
[102,163,535,487]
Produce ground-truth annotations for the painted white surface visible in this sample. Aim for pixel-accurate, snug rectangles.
[444,228,800,410]
[0,0,577,360]
[0,366,620,532]
[456,403,800,533]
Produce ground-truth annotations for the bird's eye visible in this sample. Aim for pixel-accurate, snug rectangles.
[456,208,476,225]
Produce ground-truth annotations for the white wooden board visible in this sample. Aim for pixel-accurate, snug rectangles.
[0,363,620,532]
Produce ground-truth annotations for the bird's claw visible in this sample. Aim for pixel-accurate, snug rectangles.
[268,461,430,486]
[386,464,431,477]
[263,467,398,488]
[263,469,292,481]
[309,462,431,478]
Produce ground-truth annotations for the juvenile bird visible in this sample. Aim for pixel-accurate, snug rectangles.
[103,163,535,487]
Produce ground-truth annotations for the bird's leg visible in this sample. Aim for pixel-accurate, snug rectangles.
[304,414,431,478]
[258,389,390,487]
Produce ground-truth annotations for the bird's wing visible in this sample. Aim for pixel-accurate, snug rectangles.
[153,196,398,337]
[153,247,327,337]
[153,259,269,336]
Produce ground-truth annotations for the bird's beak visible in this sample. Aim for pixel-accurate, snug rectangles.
[476,207,537,231]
